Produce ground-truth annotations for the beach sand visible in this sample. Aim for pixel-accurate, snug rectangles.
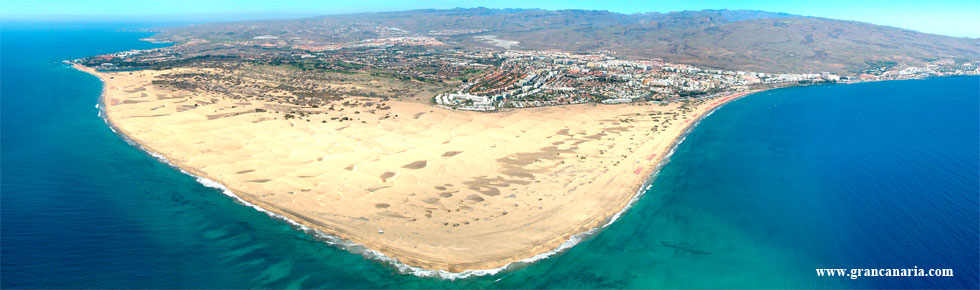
[77,64,753,273]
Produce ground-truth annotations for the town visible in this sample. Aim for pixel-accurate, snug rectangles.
[75,34,980,112]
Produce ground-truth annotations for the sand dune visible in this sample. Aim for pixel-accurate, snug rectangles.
[79,64,752,272]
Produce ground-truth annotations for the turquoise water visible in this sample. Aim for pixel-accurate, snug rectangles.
[2,23,977,288]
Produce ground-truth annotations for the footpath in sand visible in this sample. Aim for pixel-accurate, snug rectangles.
[81,65,751,272]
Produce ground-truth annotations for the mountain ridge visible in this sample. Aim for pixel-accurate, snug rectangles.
[150,8,980,73]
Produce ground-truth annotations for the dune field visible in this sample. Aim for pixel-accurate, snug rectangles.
[79,64,751,272]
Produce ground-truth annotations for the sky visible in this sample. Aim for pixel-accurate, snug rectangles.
[1,0,978,38]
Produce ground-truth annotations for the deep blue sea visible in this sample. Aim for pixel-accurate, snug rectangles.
[2,23,978,289]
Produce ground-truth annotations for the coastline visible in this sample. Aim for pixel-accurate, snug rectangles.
[74,63,758,277]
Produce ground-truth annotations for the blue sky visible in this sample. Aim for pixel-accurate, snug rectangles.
[2,0,978,37]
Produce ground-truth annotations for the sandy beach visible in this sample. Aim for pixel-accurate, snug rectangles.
[76,64,755,273]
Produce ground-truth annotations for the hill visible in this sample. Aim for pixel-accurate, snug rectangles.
[150,8,980,73]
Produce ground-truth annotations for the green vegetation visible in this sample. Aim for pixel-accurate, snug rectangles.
[861,60,899,74]
[277,59,364,73]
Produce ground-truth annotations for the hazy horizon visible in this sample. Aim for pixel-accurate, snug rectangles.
[1,0,978,38]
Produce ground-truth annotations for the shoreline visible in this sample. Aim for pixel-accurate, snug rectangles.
[74,63,758,277]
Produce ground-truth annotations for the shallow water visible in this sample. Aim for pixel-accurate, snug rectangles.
[2,23,977,288]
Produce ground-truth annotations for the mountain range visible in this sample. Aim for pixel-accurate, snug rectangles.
[152,8,980,73]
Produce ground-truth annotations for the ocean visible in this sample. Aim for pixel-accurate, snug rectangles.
[2,23,977,289]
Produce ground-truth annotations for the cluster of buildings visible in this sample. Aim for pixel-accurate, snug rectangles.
[434,93,496,111]
[858,61,980,80]
[75,31,980,113]
[433,50,979,111]
[357,37,445,47]
[433,51,787,110]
